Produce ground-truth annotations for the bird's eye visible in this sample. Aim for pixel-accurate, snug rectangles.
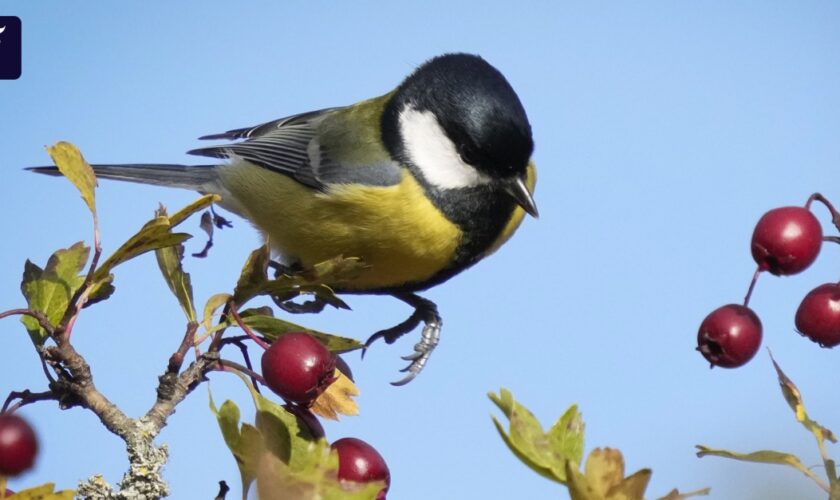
[458,146,476,165]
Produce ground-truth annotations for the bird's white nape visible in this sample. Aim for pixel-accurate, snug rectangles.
[398,107,492,190]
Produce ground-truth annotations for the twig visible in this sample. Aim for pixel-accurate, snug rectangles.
[0,308,55,335]
[230,339,261,394]
[208,303,232,353]
[227,302,270,350]
[167,322,199,375]
[2,390,58,414]
[218,359,267,386]
[57,223,103,341]
[807,193,840,233]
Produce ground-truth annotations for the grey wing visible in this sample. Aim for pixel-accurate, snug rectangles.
[196,107,341,141]
[188,108,401,190]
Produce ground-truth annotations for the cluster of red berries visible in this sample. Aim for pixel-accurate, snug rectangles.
[260,332,390,497]
[0,413,38,480]
[697,196,840,368]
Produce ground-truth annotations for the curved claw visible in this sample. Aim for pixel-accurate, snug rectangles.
[390,318,441,383]
[390,371,419,386]
[365,292,443,385]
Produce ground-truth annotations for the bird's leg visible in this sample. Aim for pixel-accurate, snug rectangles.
[363,292,442,386]
[268,260,328,314]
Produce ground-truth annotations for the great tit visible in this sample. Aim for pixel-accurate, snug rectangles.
[30,53,537,385]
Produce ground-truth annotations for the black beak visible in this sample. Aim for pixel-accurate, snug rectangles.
[503,177,539,218]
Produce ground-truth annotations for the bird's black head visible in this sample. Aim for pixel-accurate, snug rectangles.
[383,53,534,182]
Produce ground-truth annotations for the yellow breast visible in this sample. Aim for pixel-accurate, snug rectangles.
[218,161,462,291]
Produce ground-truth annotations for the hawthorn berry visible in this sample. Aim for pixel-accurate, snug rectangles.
[332,437,390,498]
[795,283,840,348]
[261,332,336,406]
[697,304,762,368]
[751,206,822,276]
[0,414,38,476]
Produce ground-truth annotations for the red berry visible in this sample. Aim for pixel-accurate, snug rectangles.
[795,283,840,347]
[751,206,822,276]
[697,304,762,368]
[332,437,390,497]
[0,414,38,476]
[261,332,336,406]
[3,490,14,498]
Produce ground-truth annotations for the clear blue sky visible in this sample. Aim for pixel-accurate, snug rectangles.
[2,2,839,499]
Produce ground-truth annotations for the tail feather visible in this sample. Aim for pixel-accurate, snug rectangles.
[27,163,221,192]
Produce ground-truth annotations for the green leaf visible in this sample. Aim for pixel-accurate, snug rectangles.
[548,404,586,466]
[255,443,384,500]
[251,385,323,471]
[234,250,363,309]
[154,207,196,321]
[93,216,191,282]
[770,354,837,444]
[489,388,582,484]
[213,373,380,500]
[85,274,115,307]
[46,142,96,216]
[238,314,363,353]
[233,245,271,304]
[696,445,827,486]
[20,242,89,343]
[209,391,262,498]
[223,369,324,471]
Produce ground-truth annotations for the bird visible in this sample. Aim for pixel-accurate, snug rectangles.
[30,53,538,385]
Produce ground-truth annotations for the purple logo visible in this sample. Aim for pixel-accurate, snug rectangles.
[0,16,21,80]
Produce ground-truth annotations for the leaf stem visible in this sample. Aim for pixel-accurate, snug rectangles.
[1,390,58,414]
[227,302,270,350]
[806,193,840,233]
[217,358,267,386]
[743,267,762,307]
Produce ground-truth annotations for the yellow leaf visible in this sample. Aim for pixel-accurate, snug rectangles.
[202,293,232,331]
[310,370,359,421]
[770,354,837,444]
[166,194,220,228]
[584,448,625,498]
[5,482,75,499]
[46,142,96,216]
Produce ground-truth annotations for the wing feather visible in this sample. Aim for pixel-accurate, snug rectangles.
[188,106,401,190]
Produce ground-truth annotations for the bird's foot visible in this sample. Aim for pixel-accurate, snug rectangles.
[362,293,442,386]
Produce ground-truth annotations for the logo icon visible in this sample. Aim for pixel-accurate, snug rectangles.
[0,16,21,80]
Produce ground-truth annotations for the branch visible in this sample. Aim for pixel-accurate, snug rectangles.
[45,342,134,439]
[143,351,219,434]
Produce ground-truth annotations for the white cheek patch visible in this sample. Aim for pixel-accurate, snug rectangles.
[398,107,492,189]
